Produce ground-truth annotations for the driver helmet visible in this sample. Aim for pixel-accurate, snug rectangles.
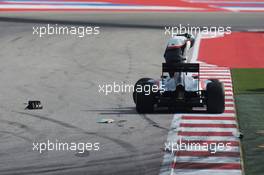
[166,36,188,49]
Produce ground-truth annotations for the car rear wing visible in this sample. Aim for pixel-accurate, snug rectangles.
[162,63,200,92]
[162,63,199,73]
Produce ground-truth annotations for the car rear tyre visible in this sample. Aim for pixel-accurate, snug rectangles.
[133,78,152,104]
[206,79,225,113]
[134,78,155,113]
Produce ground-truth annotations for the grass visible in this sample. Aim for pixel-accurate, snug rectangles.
[231,68,264,94]
[231,68,264,175]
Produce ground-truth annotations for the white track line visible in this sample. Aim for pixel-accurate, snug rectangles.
[0,4,204,10]
[191,33,202,63]
[180,120,237,124]
[178,136,239,142]
[199,73,231,75]
[171,169,242,175]
[177,127,238,132]
[200,70,230,72]
[220,6,264,12]
[199,76,231,78]
[176,157,241,163]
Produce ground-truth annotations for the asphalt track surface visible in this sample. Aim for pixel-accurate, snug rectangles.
[0,12,263,175]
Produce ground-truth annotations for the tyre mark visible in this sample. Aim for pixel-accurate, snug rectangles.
[140,114,169,131]
[14,111,137,153]
[0,150,162,175]
[0,119,33,132]
[0,130,31,142]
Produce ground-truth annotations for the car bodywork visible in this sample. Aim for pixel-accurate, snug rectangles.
[133,63,225,113]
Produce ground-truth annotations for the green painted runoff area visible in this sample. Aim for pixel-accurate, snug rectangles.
[231,68,264,175]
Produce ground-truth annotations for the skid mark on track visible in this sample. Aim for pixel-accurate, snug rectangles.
[0,130,31,142]
[14,111,138,153]
[0,150,161,175]
[0,119,33,132]
[140,114,169,131]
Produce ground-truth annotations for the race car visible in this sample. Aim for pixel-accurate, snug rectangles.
[133,63,225,113]
[133,34,225,114]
